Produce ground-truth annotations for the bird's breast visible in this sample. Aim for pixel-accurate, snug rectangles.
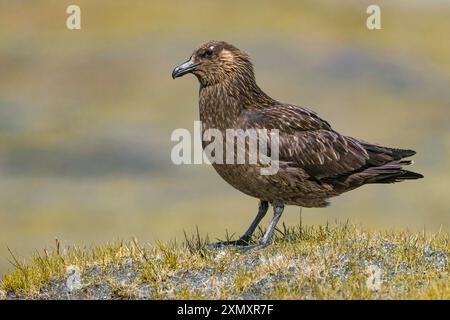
[199,84,244,131]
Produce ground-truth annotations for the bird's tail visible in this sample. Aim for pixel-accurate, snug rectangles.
[364,159,423,184]
[359,144,424,184]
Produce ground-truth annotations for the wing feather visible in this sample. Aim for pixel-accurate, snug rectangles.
[242,104,369,179]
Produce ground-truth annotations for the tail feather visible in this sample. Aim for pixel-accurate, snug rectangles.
[360,142,416,160]
[328,142,423,191]
[364,159,423,184]
[339,154,423,190]
[355,142,423,183]
[388,148,416,159]
[368,170,424,184]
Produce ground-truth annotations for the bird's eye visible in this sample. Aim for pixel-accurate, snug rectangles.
[205,49,213,57]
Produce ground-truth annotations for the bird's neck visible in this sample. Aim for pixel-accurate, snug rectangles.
[199,73,273,131]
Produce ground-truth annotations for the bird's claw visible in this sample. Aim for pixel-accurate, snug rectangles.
[208,239,269,252]
[207,239,250,250]
[240,243,269,252]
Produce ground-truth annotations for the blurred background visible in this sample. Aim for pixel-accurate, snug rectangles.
[0,0,449,276]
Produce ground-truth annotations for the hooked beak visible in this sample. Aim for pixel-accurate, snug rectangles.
[172,59,198,79]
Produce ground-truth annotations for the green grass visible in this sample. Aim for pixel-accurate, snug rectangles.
[1,223,448,300]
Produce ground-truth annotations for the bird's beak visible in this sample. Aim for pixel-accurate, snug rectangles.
[172,59,198,79]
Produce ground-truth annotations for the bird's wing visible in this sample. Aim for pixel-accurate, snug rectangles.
[242,104,370,179]
[277,129,369,179]
[241,104,333,132]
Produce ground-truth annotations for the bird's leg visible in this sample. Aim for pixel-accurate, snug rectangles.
[243,204,285,251]
[209,200,269,249]
[238,200,269,243]
[260,204,284,246]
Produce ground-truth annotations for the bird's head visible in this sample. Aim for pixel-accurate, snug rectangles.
[172,41,254,86]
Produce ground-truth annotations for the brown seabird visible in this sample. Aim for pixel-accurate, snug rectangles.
[172,41,423,249]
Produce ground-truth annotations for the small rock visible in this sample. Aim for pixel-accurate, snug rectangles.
[66,265,82,292]
[366,265,382,291]
[0,289,6,300]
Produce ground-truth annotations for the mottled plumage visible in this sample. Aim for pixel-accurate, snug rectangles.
[172,41,423,248]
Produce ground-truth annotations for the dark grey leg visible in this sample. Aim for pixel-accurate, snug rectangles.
[239,200,269,243]
[243,204,285,251]
[209,200,269,248]
[259,204,284,246]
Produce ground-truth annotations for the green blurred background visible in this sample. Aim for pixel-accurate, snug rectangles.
[0,0,449,276]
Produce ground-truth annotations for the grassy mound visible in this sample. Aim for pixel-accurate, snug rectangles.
[1,223,448,300]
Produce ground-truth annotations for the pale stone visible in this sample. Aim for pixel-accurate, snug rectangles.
[366,265,382,291]
[66,265,82,292]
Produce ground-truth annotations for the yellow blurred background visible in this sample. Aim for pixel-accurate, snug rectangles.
[0,0,449,275]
